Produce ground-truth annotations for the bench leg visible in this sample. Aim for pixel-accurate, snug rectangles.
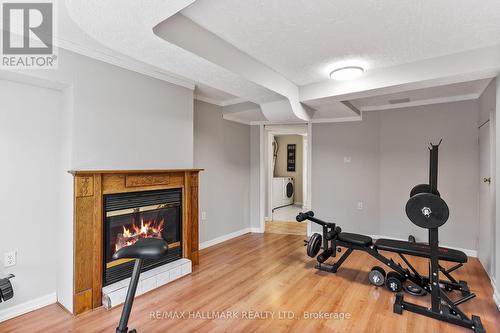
[316,248,353,273]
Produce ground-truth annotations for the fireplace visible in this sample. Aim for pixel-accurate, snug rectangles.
[103,188,182,286]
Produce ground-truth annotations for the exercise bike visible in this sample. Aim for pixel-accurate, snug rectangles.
[113,238,169,333]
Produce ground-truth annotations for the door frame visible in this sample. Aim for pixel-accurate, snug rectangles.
[259,123,312,234]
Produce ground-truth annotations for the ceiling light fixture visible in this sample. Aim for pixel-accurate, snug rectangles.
[329,66,364,81]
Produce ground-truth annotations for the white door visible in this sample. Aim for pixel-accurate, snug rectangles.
[478,122,493,275]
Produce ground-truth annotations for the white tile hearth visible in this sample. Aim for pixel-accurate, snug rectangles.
[102,258,192,310]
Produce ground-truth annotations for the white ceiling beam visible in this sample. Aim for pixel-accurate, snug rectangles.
[153,13,313,122]
[300,45,500,103]
[359,93,479,112]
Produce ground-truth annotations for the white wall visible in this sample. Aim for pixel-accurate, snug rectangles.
[492,81,498,307]
[250,125,261,230]
[0,80,65,317]
[312,100,480,251]
[478,80,496,278]
[193,100,251,244]
[0,48,195,316]
[312,112,380,235]
[378,101,479,250]
[71,55,194,169]
[1,48,195,169]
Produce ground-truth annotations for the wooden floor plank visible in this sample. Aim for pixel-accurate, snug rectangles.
[0,233,498,333]
[265,221,306,235]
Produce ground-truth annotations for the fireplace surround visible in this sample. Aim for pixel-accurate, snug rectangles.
[71,169,202,315]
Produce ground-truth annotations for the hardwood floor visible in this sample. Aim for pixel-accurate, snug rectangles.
[0,233,498,333]
[265,221,307,235]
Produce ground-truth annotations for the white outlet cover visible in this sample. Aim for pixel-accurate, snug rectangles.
[357,202,363,210]
[4,251,16,267]
[201,211,207,220]
[344,156,352,163]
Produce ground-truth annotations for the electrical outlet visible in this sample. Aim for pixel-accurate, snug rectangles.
[4,251,16,267]
[357,202,363,210]
[344,156,352,163]
[201,211,207,220]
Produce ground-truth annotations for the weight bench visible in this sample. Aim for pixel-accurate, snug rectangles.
[335,233,467,264]
[312,230,471,296]
[299,211,482,332]
[298,142,485,332]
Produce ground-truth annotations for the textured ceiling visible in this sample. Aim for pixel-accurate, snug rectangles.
[58,1,500,122]
[182,0,500,86]
[64,0,283,105]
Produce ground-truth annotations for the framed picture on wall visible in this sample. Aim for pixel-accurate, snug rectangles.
[287,144,296,171]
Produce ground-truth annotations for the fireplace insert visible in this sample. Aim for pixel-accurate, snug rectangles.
[103,188,182,286]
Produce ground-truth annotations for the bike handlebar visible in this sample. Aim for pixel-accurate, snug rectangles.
[296,211,314,222]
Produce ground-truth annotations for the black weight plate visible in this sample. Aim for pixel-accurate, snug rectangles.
[368,266,386,286]
[385,272,403,292]
[410,184,440,197]
[406,193,449,229]
[404,284,426,296]
[306,233,322,258]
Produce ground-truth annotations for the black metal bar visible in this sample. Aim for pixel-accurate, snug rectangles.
[439,264,459,284]
[399,298,475,330]
[453,293,476,307]
[116,258,143,333]
[316,262,336,272]
[329,248,353,272]
[429,143,439,190]
[322,225,329,254]
[399,253,422,280]
[439,280,464,292]
[429,228,440,312]
[439,289,469,319]
[445,263,463,274]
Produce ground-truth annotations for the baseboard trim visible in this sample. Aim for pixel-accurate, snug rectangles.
[369,234,477,257]
[490,277,500,310]
[199,228,252,250]
[250,227,264,233]
[0,292,56,323]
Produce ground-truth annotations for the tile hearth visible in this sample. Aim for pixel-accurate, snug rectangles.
[102,258,192,309]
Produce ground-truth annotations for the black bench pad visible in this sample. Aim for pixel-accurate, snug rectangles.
[374,239,467,263]
[338,232,373,247]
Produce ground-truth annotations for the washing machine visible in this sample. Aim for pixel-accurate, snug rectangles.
[272,177,294,210]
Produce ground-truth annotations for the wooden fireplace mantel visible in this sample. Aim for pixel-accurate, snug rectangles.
[71,169,202,315]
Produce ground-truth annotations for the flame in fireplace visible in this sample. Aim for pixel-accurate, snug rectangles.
[114,218,165,253]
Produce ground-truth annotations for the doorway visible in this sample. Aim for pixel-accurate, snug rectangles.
[263,125,310,235]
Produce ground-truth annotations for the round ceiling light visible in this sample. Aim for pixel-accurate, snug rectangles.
[329,66,364,80]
